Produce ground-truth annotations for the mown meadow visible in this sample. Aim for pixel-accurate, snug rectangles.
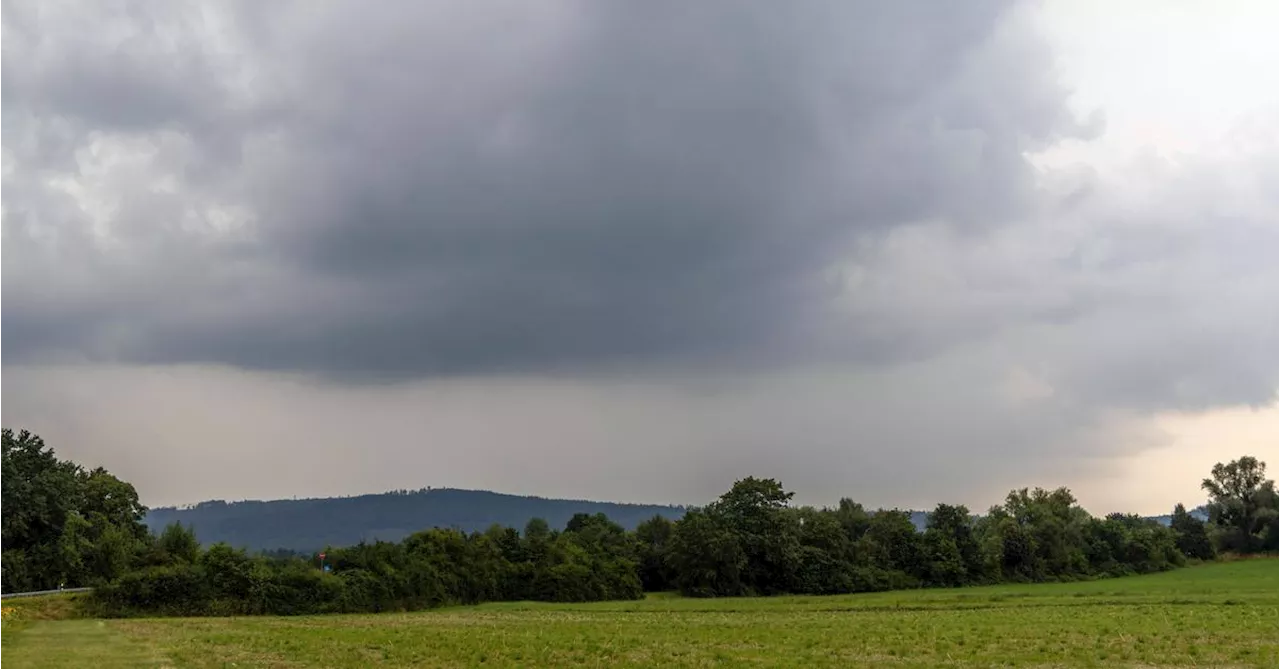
[3,558,1276,668]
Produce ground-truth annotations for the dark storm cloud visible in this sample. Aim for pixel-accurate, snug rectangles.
[4,0,1275,515]
[2,0,1102,379]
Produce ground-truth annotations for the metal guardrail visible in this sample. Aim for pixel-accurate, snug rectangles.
[0,587,92,599]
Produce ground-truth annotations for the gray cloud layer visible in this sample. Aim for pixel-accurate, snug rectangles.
[4,0,1106,378]
[2,0,1276,510]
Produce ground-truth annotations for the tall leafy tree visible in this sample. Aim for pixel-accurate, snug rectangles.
[924,503,983,586]
[1201,456,1278,553]
[707,477,801,595]
[2,428,150,591]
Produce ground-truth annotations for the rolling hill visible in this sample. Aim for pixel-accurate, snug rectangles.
[144,488,687,552]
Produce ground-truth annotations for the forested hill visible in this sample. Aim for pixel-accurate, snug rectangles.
[144,488,688,552]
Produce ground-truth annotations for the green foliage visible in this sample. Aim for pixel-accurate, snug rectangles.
[1,429,150,592]
[89,513,646,617]
[667,508,750,597]
[924,503,985,585]
[6,426,1271,623]
[704,477,801,595]
[1202,455,1279,554]
[633,515,675,591]
[156,524,201,564]
[93,468,1240,615]
[663,475,1202,600]
[1171,503,1216,560]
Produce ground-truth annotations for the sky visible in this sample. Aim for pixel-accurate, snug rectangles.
[2,0,1276,515]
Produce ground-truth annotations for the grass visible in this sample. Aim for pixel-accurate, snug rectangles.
[3,559,1276,668]
[1,592,91,637]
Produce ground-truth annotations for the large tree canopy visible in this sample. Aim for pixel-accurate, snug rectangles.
[1201,456,1279,554]
[1,428,150,592]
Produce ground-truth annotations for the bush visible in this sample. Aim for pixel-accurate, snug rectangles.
[94,564,213,616]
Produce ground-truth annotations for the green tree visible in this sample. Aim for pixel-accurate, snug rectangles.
[924,504,982,586]
[860,510,924,583]
[1201,456,1278,553]
[78,467,149,542]
[790,506,855,594]
[2,429,81,590]
[666,508,747,597]
[993,487,1089,580]
[634,515,675,591]
[1169,504,1215,560]
[707,477,801,595]
[157,523,202,564]
[833,498,872,542]
[199,543,254,600]
[2,428,150,591]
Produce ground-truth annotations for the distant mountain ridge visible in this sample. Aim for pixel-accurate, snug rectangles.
[144,488,688,552]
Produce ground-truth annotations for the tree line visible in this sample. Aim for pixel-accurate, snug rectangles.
[2,428,1276,617]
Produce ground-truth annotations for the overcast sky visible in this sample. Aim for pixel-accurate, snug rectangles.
[3,0,1276,515]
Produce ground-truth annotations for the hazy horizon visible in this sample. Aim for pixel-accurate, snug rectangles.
[144,478,1212,519]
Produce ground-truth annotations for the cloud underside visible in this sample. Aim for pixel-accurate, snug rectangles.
[5,1,1091,374]
[1,1,1276,508]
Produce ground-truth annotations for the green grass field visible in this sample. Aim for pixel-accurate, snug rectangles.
[3,559,1276,668]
